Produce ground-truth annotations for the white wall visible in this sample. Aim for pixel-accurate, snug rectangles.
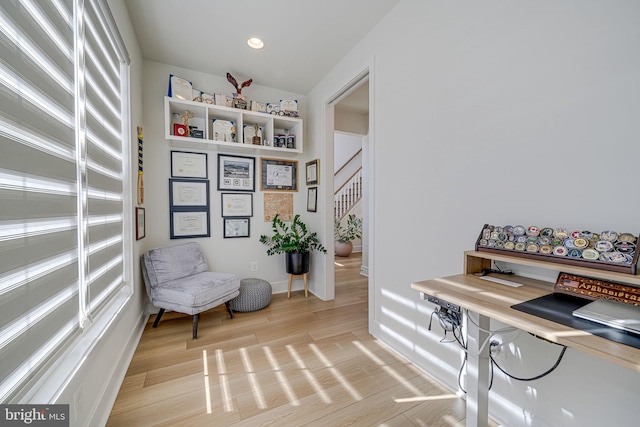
[308,1,640,426]
[139,60,329,296]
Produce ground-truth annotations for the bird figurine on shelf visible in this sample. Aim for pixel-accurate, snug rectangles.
[227,72,252,101]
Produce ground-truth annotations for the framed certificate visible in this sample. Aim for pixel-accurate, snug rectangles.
[135,207,145,240]
[306,159,318,185]
[170,179,209,207]
[171,151,207,178]
[307,187,317,212]
[223,218,250,238]
[221,193,253,217]
[260,157,298,191]
[170,211,210,239]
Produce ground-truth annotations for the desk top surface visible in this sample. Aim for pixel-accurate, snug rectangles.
[411,273,640,373]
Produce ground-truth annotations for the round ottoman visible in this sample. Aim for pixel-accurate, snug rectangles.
[229,278,272,312]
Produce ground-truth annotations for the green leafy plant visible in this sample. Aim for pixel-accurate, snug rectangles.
[260,214,326,255]
[334,214,362,243]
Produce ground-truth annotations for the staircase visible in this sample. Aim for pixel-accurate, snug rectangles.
[334,168,362,220]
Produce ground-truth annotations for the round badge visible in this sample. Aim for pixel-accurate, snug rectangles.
[539,245,553,254]
[551,237,564,246]
[513,225,526,236]
[526,226,540,237]
[538,236,551,245]
[478,239,489,246]
[553,246,568,256]
[490,231,499,240]
[573,238,588,249]
[504,225,514,234]
[607,251,629,263]
[564,238,576,249]
[569,230,582,239]
[503,241,515,250]
[515,242,526,251]
[496,241,504,248]
[567,249,582,258]
[618,233,636,243]
[487,239,496,247]
[517,236,528,243]
[554,228,568,239]
[498,233,507,242]
[579,231,593,240]
[526,243,539,252]
[582,249,600,260]
[595,241,613,252]
[482,229,491,240]
[600,230,618,242]
[540,227,554,237]
[495,226,504,234]
[615,241,636,254]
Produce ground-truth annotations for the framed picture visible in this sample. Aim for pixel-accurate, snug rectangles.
[306,159,319,185]
[171,151,207,178]
[170,179,209,207]
[171,210,210,239]
[223,217,250,238]
[307,187,317,212]
[221,193,253,217]
[261,157,298,191]
[264,193,293,221]
[217,154,255,192]
[135,207,145,240]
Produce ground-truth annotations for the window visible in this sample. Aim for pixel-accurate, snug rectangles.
[0,0,130,402]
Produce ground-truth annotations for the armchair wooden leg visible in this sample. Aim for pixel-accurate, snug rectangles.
[152,308,165,328]
[225,301,235,319]
[192,313,199,340]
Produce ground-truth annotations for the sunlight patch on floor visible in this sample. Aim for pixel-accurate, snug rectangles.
[263,346,300,406]
[215,349,233,412]
[202,350,212,414]
[287,344,332,403]
[394,394,458,403]
[309,343,362,401]
[241,347,266,409]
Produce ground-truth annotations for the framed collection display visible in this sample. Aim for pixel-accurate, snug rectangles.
[307,187,317,212]
[224,218,250,238]
[221,193,253,217]
[306,159,319,185]
[261,157,298,191]
[217,154,255,192]
[169,178,210,239]
[135,207,145,240]
[171,151,207,178]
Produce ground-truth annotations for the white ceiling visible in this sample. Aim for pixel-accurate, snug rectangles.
[124,0,399,96]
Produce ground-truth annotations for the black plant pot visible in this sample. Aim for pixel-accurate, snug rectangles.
[286,252,310,275]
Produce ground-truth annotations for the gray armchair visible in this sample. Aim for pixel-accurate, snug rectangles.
[141,242,240,339]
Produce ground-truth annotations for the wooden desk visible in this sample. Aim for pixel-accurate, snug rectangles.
[411,250,640,427]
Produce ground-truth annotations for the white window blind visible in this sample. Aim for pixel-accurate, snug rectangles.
[0,0,130,402]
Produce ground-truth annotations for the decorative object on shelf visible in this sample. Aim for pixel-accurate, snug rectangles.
[137,126,144,205]
[174,109,194,137]
[306,159,319,185]
[334,214,362,257]
[224,217,250,238]
[307,187,317,212]
[226,72,252,101]
[555,272,640,306]
[279,99,299,117]
[212,118,236,142]
[221,193,253,217]
[168,74,192,100]
[135,207,145,240]
[476,224,639,274]
[259,214,326,275]
[252,124,261,145]
[171,151,207,179]
[217,154,255,192]
[260,157,298,191]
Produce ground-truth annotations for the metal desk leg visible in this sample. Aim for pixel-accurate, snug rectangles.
[466,311,490,427]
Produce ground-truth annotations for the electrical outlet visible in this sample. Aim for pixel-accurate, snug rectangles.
[250,261,258,271]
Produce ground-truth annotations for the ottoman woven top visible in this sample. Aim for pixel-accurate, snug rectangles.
[229,278,272,312]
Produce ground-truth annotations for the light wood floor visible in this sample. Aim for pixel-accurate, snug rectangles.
[107,254,480,426]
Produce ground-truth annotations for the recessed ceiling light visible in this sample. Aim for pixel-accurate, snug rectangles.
[247,37,264,49]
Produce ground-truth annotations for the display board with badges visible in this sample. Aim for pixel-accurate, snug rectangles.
[476,224,640,275]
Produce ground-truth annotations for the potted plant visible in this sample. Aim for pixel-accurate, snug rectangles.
[334,214,363,257]
[260,214,326,275]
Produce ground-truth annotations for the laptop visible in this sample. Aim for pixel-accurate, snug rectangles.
[572,299,640,335]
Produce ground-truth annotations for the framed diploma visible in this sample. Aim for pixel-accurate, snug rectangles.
[260,157,298,191]
[170,179,209,207]
[135,207,145,240]
[221,193,252,217]
[223,218,250,238]
[170,211,210,239]
[307,187,317,212]
[171,151,207,178]
[217,154,255,192]
[306,159,318,185]
[168,74,193,100]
